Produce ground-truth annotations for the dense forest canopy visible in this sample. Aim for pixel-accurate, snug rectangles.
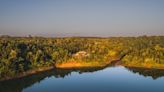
[0,36,164,79]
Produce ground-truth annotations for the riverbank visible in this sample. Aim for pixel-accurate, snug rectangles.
[0,61,111,82]
[122,64,164,70]
[0,66,55,82]
[56,61,111,69]
[1,61,164,82]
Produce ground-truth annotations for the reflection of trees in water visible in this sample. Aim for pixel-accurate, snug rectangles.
[0,69,55,92]
[0,66,109,92]
[125,67,164,80]
[1,66,164,92]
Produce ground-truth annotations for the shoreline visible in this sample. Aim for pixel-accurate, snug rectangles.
[0,66,55,82]
[1,61,164,82]
[56,61,111,69]
[122,64,164,70]
[0,61,111,82]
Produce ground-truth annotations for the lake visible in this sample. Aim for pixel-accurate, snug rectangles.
[0,66,164,92]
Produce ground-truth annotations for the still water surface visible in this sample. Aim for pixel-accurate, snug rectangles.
[0,66,164,92]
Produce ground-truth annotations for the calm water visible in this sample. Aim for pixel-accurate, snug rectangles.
[0,66,164,92]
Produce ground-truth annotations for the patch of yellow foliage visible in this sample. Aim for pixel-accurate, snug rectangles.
[56,61,109,69]
[109,50,117,57]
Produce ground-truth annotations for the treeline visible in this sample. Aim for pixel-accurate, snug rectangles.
[0,36,163,78]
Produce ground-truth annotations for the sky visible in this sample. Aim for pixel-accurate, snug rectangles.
[0,0,164,37]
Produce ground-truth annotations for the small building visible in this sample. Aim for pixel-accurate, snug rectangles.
[73,51,90,58]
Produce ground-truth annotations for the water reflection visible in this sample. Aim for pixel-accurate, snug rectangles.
[125,67,164,79]
[0,66,109,92]
[0,66,164,92]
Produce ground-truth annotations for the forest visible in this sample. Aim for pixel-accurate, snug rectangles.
[0,36,163,79]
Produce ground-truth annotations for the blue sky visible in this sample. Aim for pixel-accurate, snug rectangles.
[0,0,164,37]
